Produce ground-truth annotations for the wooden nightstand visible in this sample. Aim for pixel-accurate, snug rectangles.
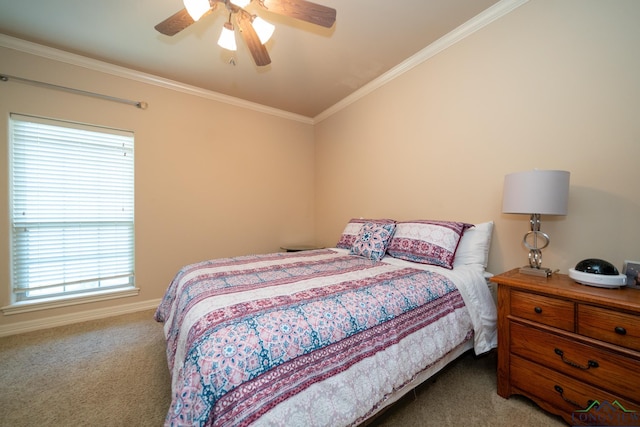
[490,269,640,425]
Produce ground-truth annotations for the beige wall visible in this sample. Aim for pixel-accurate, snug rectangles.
[2,0,640,332]
[0,46,315,329]
[315,0,640,276]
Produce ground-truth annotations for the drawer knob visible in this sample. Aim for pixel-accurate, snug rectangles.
[614,326,627,335]
[554,348,599,370]
[534,306,543,314]
[554,385,594,410]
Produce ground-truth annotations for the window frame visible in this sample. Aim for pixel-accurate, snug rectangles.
[4,114,137,314]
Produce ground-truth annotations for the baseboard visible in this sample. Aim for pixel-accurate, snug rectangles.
[0,298,162,337]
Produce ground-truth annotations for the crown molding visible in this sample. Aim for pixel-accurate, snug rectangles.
[0,33,314,125]
[313,0,529,123]
[0,0,526,126]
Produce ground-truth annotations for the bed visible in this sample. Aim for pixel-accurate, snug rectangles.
[155,219,497,426]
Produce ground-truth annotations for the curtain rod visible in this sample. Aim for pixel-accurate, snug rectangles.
[0,73,148,110]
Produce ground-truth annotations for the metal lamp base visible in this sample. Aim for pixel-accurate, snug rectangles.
[520,213,555,278]
[519,266,554,277]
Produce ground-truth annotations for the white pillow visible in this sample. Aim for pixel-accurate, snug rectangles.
[452,221,494,268]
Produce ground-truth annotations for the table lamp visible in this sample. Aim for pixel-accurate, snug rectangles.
[502,170,570,277]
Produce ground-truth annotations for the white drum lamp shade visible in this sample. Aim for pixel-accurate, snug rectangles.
[503,170,570,215]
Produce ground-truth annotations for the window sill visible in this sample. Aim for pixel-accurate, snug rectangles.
[1,287,140,316]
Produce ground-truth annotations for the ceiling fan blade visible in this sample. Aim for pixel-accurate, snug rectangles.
[237,13,272,66]
[154,9,195,36]
[155,3,219,36]
[260,0,336,28]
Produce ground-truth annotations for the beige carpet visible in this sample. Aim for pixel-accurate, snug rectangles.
[0,309,565,426]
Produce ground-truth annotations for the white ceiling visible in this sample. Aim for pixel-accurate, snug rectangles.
[0,0,501,118]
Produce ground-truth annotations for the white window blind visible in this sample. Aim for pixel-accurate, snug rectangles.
[10,114,135,303]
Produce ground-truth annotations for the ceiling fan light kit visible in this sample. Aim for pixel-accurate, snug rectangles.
[218,21,237,51]
[156,0,336,66]
[251,16,275,44]
[183,0,211,21]
[229,0,251,8]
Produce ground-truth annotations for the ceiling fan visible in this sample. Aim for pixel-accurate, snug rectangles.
[155,0,337,67]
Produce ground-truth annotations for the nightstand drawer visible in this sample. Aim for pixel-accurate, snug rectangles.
[510,322,638,399]
[511,290,575,331]
[510,355,638,419]
[578,304,640,352]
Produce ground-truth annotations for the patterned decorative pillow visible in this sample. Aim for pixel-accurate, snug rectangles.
[349,222,396,261]
[335,218,396,249]
[387,220,473,269]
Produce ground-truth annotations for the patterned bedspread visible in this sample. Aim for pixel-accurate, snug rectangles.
[155,249,482,426]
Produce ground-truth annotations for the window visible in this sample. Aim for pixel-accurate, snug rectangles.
[9,114,135,307]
